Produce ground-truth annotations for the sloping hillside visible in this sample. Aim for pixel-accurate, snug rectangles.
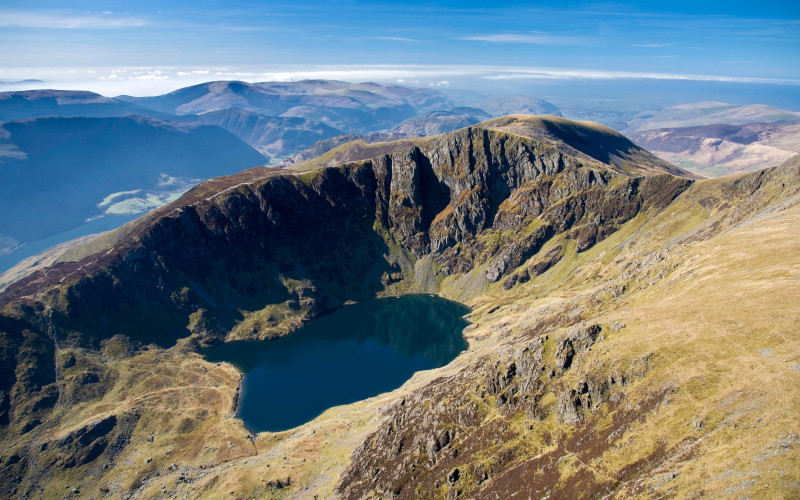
[0,117,797,499]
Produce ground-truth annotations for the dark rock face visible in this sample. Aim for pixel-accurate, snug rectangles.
[54,415,117,468]
[503,244,565,290]
[2,126,690,351]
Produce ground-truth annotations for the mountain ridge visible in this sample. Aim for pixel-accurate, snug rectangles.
[290,115,695,179]
[0,115,692,335]
[0,89,179,122]
[0,116,797,499]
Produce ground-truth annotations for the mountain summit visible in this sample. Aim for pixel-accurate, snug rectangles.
[289,115,693,178]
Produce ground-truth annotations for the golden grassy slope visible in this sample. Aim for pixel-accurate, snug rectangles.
[447,160,800,498]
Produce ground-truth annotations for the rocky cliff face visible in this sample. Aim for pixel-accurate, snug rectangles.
[1,116,798,499]
[1,120,690,349]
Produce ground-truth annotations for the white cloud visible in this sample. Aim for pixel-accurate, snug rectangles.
[2,64,798,98]
[177,70,211,77]
[481,67,800,84]
[371,36,419,42]
[0,10,148,29]
[463,33,591,45]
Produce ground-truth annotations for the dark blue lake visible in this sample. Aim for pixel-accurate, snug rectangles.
[200,294,470,433]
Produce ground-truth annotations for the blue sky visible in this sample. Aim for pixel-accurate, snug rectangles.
[0,1,798,98]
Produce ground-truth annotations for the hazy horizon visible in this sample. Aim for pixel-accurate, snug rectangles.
[1,1,798,107]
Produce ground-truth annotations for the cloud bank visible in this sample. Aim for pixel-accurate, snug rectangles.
[2,64,798,97]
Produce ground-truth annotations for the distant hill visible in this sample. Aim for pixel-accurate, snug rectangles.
[194,107,342,157]
[623,101,800,132]
[393,108,492,136]
[0,115,265,244]
[0,89,176,122]
[119,80,453,134]
[0,79,44,85]
[628,122,800,176]
[479,95,562,117]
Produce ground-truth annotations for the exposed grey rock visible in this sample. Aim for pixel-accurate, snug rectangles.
[529,245,564,276]
[486,225,553,282]
[555,324,601,371]
[557,391,581,424]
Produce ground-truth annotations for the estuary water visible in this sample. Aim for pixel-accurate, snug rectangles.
[201,294,470,433]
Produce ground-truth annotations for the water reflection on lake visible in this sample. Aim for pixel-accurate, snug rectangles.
[201,294,470,433]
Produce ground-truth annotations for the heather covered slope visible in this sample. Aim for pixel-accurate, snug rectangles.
[0,118,798,499]
[338,155,800,499]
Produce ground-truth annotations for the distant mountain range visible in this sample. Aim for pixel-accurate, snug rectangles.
[0,89,178,122]
[392,108,492,136]
[628,122,800,176]
[0,79,44,85]
[478,94,562,117]
[116,80,448,134]
[274,131,419,169]
[0,84,564,161]
[540,100,800,176]
[193,107,342,158]
[623,101,800,132]
[2,80,798,272]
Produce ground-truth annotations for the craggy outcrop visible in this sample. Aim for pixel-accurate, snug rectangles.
[336,323,660,499]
